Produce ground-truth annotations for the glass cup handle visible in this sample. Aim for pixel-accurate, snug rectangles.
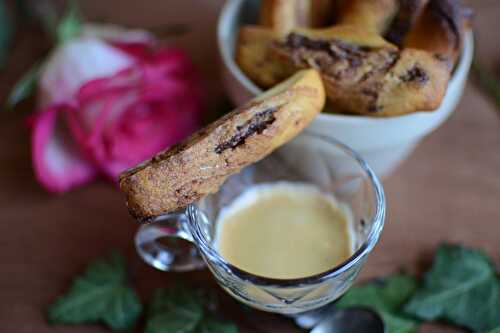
[134,211,206,272]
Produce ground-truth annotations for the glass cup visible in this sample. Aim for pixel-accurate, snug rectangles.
[135,131,385,314]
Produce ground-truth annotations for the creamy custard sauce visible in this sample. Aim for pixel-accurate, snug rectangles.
[214,183,355,279]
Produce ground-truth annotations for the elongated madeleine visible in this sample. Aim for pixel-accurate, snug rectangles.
[119,69,325,221]
[272,29,450,116]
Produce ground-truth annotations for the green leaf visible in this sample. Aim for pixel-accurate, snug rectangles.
[56,0,81,43]
[379,312,417,333]
[196,316,238,333]
[5,62,41,110]
[337,274,418,333]
[47,252,142,330]
[380,275,419,309]
[404,243,500,332]
[0,0,14,68]
[146,312,201,333]
[146,286,204,333]
[483,327,500,333]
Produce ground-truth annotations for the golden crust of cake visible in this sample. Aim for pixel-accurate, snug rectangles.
[259,0,335,35]
[235,25,294,88]
[119,70,325,221]
[272,29,450,116]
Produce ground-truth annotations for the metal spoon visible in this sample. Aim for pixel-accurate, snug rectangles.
[310,307,385,333]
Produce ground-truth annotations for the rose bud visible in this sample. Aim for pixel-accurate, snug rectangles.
[32,24,204,193]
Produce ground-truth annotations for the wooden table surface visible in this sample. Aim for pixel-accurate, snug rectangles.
[1,0,499,332]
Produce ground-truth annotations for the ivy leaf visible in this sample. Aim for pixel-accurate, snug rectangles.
[47,252,142,330]
[337,274,418,333]
[5,62,41,110]
[483,327,500,333]
[379,274,419,308]
[146,286,204,333]
[196,316,238,333]
[56,0,81,44]
[146,312,201,333]
[404,243,500,332]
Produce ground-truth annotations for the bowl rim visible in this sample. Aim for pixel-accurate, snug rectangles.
[217,0,474,124]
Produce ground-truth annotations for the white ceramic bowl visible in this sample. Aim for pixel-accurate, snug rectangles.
[218,0,474,176]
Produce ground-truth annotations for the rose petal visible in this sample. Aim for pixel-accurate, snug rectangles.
[81,23,156,45]
[63,46,204,184]
[112,42,153,60]
[31,105,98,193]
[38,38,134,107]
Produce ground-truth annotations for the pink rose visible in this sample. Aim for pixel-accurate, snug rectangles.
[32,24,204,193]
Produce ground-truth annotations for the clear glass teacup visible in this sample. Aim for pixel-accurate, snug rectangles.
[135,131,385,314]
